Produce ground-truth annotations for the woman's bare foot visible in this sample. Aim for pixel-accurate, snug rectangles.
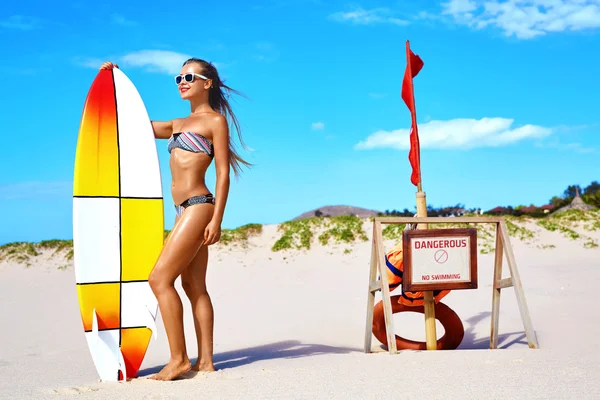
[191,360,215,372]
[150,358,192,381]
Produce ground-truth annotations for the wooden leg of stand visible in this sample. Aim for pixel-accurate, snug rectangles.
[364,223,378,353]
[375,221,397,354]
[490,222,504,349]
[499,221,539,349]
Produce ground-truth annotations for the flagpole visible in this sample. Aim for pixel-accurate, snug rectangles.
[406,40,423,194]
[405,39,437,350]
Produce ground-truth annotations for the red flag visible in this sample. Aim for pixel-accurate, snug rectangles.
[401,40,424,187]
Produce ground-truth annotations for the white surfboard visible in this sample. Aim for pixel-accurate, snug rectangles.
[72,67,163,381]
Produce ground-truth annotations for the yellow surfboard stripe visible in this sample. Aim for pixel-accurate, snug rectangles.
[77,283,121,331]
[121,198,164,282]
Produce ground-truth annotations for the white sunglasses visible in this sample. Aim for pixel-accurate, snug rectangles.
[174,73,208,85]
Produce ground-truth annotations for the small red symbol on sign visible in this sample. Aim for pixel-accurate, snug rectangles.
[434,250,448,264]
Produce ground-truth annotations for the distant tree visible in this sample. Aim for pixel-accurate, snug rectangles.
[550,196,563,206]
[581,181,600,208]
[314,209,323,217]
[509,206,524,217]
[378,208,415,217]
[584,181,600,196]
[549,196,569,209]
[563,184,582,199]
[583,190,600,208]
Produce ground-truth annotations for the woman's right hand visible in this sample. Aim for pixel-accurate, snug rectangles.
[99,61,119,70]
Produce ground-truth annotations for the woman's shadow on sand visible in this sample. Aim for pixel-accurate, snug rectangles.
[139,313,533,376]
[139,340,359,376]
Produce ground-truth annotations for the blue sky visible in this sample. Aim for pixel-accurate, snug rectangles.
[1,0,599,244]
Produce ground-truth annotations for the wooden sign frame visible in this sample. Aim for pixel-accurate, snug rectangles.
[402,227,478,292]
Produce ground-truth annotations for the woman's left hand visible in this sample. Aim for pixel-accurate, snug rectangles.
[203,219,221,246]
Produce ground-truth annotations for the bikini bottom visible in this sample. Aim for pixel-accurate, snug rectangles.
[174,194,215,217]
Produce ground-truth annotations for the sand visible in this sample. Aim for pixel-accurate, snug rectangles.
[1,217,600,399]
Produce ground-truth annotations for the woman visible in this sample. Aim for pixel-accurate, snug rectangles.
[99,58,251,381]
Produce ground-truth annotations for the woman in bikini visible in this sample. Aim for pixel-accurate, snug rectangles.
[100,58,251,381]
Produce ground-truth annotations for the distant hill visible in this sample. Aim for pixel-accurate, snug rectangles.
[292,205,381,221]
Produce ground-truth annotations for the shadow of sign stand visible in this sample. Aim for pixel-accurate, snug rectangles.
[363,216,539,354]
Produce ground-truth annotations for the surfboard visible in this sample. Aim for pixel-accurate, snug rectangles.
[72,67,163,382]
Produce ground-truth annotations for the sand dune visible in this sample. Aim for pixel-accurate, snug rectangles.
[1,212,599,399]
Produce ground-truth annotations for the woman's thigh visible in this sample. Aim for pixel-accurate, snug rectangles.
[150,204,214,285]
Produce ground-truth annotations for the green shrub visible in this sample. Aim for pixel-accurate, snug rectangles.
[272,215,367,251]
[220,223,263,246]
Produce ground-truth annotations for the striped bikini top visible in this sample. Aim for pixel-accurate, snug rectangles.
[167,132,214,157]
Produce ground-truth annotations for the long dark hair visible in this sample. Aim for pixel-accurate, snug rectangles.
[182,58,252,177]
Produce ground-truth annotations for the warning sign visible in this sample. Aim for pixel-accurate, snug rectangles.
[402,228,478,292]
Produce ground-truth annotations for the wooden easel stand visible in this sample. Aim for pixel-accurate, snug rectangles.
[364,216,538,354]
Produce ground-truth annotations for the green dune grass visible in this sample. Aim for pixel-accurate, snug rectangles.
[1,210,598,265]
[0,240,74,267]
[271,215,368,252]
[538,209,600,248]
[219,223,263,246]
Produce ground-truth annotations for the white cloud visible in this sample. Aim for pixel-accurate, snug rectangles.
[440,0,600,39]
[329,7,410,25]
[354,117,553,150]
[0,181,72,200]
[74,50,229,76]
[119,50,193,75]
[0,15,40,30]
[443,0,478,15]
[312,122,325,130]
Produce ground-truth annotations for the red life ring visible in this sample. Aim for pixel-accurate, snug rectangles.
[372,295,465,351]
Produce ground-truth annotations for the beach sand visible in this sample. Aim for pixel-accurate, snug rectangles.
[1,216,599,399]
